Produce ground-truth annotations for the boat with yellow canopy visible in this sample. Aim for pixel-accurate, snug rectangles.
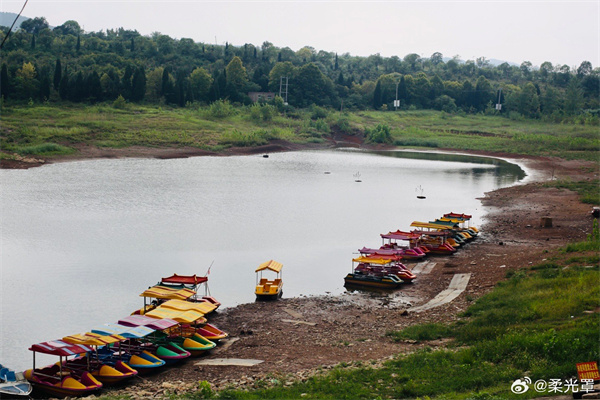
[255,260,283,300]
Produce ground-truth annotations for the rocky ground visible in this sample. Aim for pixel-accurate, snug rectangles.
[12,145,597,399]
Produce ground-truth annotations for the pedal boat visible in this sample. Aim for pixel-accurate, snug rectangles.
[91,323,166,373]
[24,340,103,398]
[344,257,404,289]
[190,323,229,342]
[354,255,417,282]
[161,273,221,309]
[61,332,138,384]
[255,260,283,300]
[117,315,191,364]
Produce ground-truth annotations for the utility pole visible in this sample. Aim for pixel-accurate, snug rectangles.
[394,80,400,111]
[279,76,289,105]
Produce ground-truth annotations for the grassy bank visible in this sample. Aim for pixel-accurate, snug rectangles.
[168,228,597,400]
[1,103,598,162]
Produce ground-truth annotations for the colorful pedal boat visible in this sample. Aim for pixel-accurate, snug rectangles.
[62,356,137,385]
[161,273,222,309]
[62,332,138,384]
[153,330,216,356]
[344,273,403,289]
[91,323,166,373]
[190,323,229,342]
[25,340,103,397]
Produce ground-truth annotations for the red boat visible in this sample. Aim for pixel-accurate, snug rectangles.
[358,254,417,282]
[24,340,103,398]
[161,273,221,309]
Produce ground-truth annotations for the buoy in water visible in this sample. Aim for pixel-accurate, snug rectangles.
[263,154,269,158]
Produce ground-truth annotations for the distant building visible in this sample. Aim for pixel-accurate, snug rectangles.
[248,92,275,103]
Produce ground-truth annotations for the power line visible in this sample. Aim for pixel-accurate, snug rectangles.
[0,0,30,50]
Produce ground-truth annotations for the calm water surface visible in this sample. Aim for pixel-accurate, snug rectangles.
[0,149,525,370]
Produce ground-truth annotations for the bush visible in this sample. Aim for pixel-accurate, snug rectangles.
[365,124,392,144]
[112,95,127,109]
[208,99,235,118]
[310,105,329,120]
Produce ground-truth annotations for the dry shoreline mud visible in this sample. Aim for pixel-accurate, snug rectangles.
[5,143,598,398]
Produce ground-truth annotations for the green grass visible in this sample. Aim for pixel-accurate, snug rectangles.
[2,104,599,162]
[543,179,600,205]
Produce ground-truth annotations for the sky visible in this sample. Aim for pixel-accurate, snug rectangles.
[1,0,598,69]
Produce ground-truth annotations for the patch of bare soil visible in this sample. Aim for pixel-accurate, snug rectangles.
[93,153,598,398]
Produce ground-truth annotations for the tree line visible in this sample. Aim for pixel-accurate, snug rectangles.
[1,17,598,123]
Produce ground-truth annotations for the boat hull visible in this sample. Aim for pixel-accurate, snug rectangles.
[344,273,402,289]
[24,367,102,398]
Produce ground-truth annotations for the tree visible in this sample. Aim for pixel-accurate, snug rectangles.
[15,62,38,100]
[518,82,540,118]
[225,56,248,101]
[189,67,212,102]
[268,61,295,92]
[292,63,336,107]
[53,59,62,90]
[564,78,584,115]
[372,80,383,109]
[1,63,11,99]
[430,52,444,66]
[131,67,146,102]
[577,61,592,77]
[87,71,102,102]
[539,61,553,82]
[20,17,49,34]
[53,20,82,36]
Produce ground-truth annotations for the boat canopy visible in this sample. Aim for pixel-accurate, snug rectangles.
[144,307,206,324]
[160,299,217,315]
[255,260,283,273]
[29,340,93,356]
[139,285,196,300]
[62,332,124,347]
[91,323,154,339]
[410,221,452,230]
[118,315,179,330]
[429,220,460,228]
[381,230,420,240]
[161,274,208,285]
[411,230,449,237]
[444,212,472,220]
[358,247,405,256]
[364,254,402,261]
[352,256,392,265]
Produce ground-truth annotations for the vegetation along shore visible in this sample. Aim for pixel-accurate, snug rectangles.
[1,15,599,400]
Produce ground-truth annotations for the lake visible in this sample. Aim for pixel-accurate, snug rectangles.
[0,149,526,370]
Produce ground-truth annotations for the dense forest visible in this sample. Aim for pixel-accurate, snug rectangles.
[1,17,598,124]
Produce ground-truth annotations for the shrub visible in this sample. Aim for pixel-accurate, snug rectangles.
[365,124,392,144]
[208,99,235,119]
[112,95,127,109]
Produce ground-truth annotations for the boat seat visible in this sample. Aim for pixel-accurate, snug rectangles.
[0,368,8,380]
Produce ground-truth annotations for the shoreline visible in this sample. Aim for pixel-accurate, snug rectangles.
[70,145,594,397]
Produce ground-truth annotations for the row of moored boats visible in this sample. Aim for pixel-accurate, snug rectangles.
[344,212,479,289]
[6,274,228,398]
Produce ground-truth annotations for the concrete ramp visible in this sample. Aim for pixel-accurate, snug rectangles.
[412,261,436,275]
[409,273,471,313]
[195,358,264,366]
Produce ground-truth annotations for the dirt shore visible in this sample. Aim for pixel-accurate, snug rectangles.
[8,143,597,398]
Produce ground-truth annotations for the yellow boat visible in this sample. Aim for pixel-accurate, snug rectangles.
[255,260,283,300]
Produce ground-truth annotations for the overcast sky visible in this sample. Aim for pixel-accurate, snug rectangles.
[1,0,598,68]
